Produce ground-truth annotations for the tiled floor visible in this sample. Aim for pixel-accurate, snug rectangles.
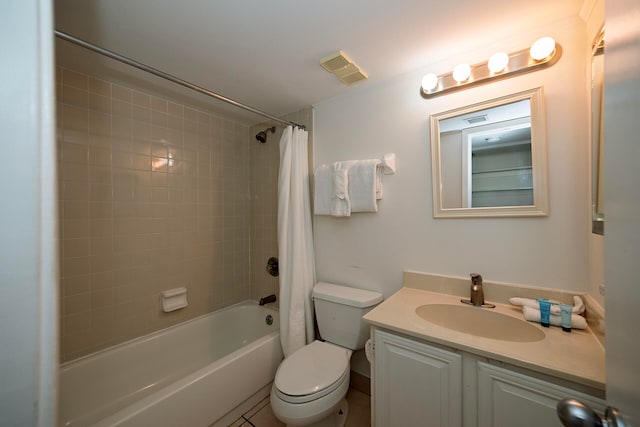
[229,388,371,427]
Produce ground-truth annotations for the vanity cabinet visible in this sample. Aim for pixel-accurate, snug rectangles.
[371,328,606,427]
[476,362,606,427]
[372,329,462,427]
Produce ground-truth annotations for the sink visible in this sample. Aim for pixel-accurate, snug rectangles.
[415,304,545,342]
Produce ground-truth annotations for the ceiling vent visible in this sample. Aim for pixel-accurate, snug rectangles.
[465,115,488,124]
[320,51,368,86]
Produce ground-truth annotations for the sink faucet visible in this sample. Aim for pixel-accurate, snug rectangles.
[461,273,495,308]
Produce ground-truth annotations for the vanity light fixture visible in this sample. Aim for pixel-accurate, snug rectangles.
[452,64,472,82]
[420,37,561,98]
[488,52,509,73]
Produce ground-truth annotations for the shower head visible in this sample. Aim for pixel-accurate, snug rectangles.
[255,126,276,143]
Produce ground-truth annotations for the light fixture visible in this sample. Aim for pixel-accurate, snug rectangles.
[488,52,509,73]
[420,36,561,98]
[421,73,439,92]
[452,64,471,82]
[530,36,556,61]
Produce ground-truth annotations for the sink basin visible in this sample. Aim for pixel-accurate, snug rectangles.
[415,304,545,342]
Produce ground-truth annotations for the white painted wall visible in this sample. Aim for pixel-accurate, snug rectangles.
[313,17,590,298]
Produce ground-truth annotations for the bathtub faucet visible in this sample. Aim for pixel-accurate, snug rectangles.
[259,294,277,306]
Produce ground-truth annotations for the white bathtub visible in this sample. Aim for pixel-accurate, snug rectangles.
[59,301,282,427]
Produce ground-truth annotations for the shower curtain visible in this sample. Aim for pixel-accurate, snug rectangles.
[278,125,316,358]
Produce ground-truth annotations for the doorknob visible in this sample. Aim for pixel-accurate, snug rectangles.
[557,399,629,427]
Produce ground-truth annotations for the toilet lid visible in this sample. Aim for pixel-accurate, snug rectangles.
[275,341,350,397]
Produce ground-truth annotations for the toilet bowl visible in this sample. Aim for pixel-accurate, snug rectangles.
[270,341,351,426]
[270,282,383,427]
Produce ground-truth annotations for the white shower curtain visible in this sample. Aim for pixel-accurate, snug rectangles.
[278,125,316,358]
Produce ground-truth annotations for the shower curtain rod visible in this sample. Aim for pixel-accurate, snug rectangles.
[54,30,305,129]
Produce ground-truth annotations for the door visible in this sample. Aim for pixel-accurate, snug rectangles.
[586,0,640,423]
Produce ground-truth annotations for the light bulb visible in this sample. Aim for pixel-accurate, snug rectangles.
[530,37,556,61]
[488,52,509,73]
[421,73,439,92]
[452,64,471,82]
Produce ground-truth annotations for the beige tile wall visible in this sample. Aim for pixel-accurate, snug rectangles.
[249,109,314,303]
[57,67,252,362]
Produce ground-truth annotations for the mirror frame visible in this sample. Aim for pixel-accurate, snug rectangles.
[591,27,605,235]
[430,87,549,218]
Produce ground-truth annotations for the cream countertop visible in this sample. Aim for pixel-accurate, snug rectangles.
[363,287,605,391]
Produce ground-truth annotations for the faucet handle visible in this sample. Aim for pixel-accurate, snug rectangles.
[470,273,483,285]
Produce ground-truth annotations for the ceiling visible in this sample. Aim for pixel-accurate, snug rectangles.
[54,0,585,125]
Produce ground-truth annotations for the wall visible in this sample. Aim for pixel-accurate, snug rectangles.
[249,110,314,303]
[57,67,252,361]
[313,17,590,298]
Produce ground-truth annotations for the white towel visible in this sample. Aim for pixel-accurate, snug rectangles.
[522,306,588,329]
[509,296,585,315]
[313,164,332,215]
[330,161,356,217]
[349,159,382,212]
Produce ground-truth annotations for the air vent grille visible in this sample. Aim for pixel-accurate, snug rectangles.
[320,51,368,86]
[465,115,488,124]
[320,51,353,73]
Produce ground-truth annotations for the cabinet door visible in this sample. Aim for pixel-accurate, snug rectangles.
[373,329,462,427]
[477,362,606,427]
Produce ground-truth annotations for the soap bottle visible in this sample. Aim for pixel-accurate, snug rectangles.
[537,298,551,327]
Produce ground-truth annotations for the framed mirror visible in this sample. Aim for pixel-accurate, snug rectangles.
[430,87,548,218]
[591,27,605,235]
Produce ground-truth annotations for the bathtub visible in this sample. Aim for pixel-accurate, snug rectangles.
[59,301,282,427]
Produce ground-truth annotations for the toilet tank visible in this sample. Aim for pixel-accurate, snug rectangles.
[312,282,383,350]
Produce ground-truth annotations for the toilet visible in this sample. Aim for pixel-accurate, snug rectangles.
[270,282,383,427]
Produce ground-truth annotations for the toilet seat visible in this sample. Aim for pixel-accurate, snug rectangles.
[274,341,350,404]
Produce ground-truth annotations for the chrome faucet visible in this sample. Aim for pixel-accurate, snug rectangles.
[461,273,495,308]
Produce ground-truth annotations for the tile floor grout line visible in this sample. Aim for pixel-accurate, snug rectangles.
[241,415,256,427]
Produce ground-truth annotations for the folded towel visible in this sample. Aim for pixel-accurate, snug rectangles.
[349,159,382,212]
[522,306,588,329]
[509,296,585,315]
[331,161,356,217]
[313,165,332,215]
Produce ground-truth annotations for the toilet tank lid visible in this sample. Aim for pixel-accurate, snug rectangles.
[313,282,383,308]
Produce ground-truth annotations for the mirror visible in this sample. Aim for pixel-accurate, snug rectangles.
[430,87,548,218]
[591,27,605,235]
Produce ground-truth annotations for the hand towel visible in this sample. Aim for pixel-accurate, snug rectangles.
[509,296,585,315]
[522,306,588,329]
[349,159,382,212]
[331,161,356,217]
[313,164,332,215]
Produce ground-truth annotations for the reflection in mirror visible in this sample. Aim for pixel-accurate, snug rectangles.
[430,87,548,218]
[591,27,605,235]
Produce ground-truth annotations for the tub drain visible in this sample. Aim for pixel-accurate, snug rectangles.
[265,314,273,325]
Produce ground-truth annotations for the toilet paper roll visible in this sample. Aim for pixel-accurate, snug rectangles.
[364,339,373,362]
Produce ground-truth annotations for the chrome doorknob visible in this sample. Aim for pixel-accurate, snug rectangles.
[557,399,628,427]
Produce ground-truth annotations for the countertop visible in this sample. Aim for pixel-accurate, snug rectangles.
[363,287,606,391]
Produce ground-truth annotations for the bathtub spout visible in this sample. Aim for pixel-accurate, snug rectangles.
[259,294,277,306]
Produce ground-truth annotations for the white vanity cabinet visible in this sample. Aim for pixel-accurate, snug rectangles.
[371,327,606,427]
[372,329,462,427]
[476,362,606,427]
